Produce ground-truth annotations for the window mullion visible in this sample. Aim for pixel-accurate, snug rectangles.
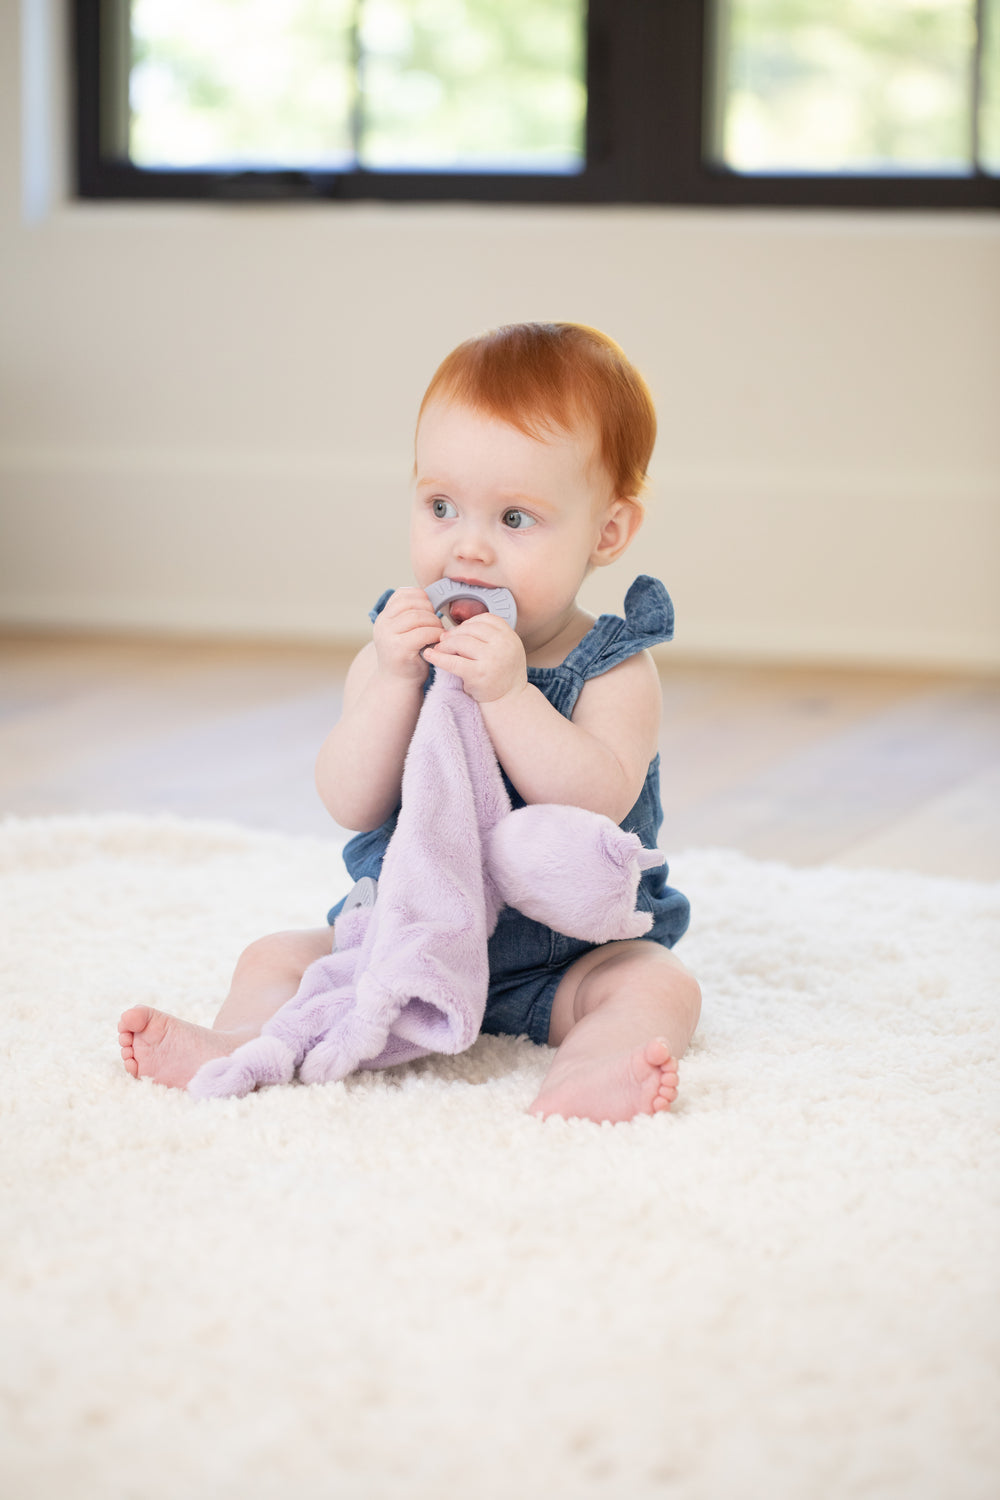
[972,0,984,171]
[349,0,364,170]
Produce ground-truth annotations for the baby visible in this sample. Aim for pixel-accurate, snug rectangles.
[120,322,701,1123]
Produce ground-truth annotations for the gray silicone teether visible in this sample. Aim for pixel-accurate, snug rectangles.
[424,578,517,630]
[332,876,378,952]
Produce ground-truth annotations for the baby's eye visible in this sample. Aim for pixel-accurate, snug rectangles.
[502,509,536,530]
[431,498,457,519]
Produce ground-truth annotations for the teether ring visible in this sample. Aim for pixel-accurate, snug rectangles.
[425,578,517,630]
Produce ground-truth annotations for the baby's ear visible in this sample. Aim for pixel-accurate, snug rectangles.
[591,496,644,568]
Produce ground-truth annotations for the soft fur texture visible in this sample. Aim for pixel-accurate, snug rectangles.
[2,815,998,1500]
[191,671,658,1098]
[487,802,662,943]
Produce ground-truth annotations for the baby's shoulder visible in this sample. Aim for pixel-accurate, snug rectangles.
[575,646,661,716]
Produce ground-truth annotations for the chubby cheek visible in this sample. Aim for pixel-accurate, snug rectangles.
[515,559,582,613]
[408,527,442,588]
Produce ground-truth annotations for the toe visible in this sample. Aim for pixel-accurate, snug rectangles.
[119,1005,151,1034]
[646,1037,673,1068]
[653,1050,679,1114]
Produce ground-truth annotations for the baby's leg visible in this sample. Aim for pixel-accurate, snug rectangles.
[119,926,334,1089]
[529,940,701,1125]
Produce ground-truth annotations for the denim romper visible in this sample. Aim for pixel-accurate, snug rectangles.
[328,574,690,1047]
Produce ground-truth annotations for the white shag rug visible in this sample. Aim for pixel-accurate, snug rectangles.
[1,815,998,1500]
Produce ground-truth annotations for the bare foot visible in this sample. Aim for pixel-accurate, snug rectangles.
[118,1006,244,1089]
[528,1037,679,1124]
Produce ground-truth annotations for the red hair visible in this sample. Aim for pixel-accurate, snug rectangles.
[417,322,657,498]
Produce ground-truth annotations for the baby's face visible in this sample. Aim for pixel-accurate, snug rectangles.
[410,399,617,653]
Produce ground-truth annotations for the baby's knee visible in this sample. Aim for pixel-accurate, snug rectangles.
[673,960,702,1031]
[640,951,701,1027]
[234,930,321,983]
[582,943,701,1023]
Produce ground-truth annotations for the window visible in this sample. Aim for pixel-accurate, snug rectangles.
[708,0,1000,177]
[123,0,586,176]
[74,0,1000,207]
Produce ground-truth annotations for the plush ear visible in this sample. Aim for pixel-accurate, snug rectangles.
[485,803,664,943]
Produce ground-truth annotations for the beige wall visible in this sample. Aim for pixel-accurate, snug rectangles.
[2,2,999,668]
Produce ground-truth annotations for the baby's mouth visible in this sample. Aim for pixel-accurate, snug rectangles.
[425,577,518,632]
[446,597,489,624]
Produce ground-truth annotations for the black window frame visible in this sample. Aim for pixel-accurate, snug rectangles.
[73,0,1000,209]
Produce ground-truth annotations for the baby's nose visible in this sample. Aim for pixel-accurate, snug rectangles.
[454,524,494,563]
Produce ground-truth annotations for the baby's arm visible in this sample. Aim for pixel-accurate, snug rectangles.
[315,588,443,830]
[484,653,661,822]
[425,616,661,823]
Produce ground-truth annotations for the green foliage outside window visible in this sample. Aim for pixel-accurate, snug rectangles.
[710,0,999,174]
[129,0,586,172]
[125,0,996,179]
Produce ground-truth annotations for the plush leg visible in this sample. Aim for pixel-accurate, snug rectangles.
[529,940,701,1125]
[118,926,334,1089]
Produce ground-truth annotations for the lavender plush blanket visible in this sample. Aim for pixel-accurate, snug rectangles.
[190,670,661,1098]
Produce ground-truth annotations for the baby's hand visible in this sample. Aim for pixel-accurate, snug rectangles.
[423,613,527,703]
[373,587,443,682]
